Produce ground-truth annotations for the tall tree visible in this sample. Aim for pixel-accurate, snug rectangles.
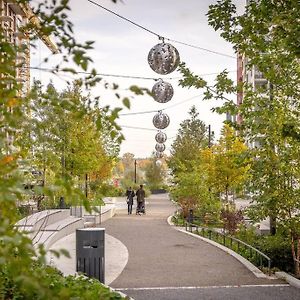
[168,106,209,176]
[212,125,250,202]
[144,154,167,189]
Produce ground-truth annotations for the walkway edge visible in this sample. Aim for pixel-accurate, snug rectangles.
[275,272,300,289]
[104,284,133,300]
[167,215,274,280]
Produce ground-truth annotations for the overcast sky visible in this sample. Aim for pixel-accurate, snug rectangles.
[31,0,244,158]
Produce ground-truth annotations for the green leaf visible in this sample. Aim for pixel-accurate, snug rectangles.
[122,97,130,109]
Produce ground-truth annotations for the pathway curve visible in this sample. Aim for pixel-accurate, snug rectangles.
[100,194,298,300]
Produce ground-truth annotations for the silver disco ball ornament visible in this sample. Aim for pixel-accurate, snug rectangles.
[155,143,166,152]
[153,111,170,129]
[148,43,180,75]
[155,131,167,143]
[155,151,163,158]
[152,79,174,103]
[156,160,162,167]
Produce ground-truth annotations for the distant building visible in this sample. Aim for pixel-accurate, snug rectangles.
[225,111,236,123]
[236,52,270,148]
[0,0,58,95]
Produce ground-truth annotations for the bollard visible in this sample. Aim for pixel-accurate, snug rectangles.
[188,209,194,223]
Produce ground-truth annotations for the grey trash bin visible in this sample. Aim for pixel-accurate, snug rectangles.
[76,228,105,283]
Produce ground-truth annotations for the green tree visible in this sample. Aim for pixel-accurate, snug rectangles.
[212,125,250,202]
[171,157,221,222]
[29,82,116,204]
[144,154,166,190]
[168,106,209,176]
[169,106,220,220]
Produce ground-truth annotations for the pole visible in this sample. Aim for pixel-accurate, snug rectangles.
[134,159,137,184]
[208,125,211,148]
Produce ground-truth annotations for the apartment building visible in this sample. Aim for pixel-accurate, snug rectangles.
[0,0,58,95]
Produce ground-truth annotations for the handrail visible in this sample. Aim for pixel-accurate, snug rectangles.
[185,221,272,275]
[228,235,270,261]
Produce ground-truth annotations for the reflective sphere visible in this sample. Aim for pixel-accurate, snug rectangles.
[155,143,165,152]
[152,79,174,103]
[155,151,163,158]
[155,131,167,143]
[156,160,162,167]
[153,111,170,129]
[148,43,180,75]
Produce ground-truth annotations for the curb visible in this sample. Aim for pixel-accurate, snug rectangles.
[167,215,274,280]
[275,271,300,289]
[106,285,134,300]
[167,215,176,226]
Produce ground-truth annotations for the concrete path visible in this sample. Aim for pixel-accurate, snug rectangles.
[99,194,298,300]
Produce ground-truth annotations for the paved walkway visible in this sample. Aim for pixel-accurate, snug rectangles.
[98,194,299,299]
[49,194,299,299]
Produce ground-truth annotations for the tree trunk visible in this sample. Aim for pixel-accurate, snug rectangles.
[296,238,300,278]
[269,214,276,235]
[291,234,300,278]
[225,184,229,202]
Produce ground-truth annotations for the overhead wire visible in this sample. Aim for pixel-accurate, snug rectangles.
[120,125,158,131]
[119,110,157,116]
[29,66,178,80]
[86,0,236,59]
[120,94,205,116]
[161,94,204,111]
[29,66,237,81]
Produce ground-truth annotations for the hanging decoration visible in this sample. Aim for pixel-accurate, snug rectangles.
[148,42,180,75]
[155,143,165,152]
[152,79,174,103]
[155,131,167,143]
[156,160,162,167]
[155,151,163,158]
[152,111,170,129]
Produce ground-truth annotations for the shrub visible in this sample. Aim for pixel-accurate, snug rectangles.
[255,235,294,273]
[236,227,294,273]
[0,262,124,299]
[220,208,244,234]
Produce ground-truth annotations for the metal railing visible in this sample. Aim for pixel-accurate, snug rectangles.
[185,221,272,275]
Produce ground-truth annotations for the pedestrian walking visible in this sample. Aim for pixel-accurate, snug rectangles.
[135,184,146,215]
[126,187,135,215]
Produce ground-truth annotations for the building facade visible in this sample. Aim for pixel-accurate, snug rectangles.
[0,0,57,95]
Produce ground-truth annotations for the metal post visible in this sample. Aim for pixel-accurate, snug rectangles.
[188,209,194,223]
[208,125,211,148]
[134,159,137,184]
[99,205,101,224]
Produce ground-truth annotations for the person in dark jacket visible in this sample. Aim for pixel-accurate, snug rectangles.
[135,184,146,215]
[126,187,135,215]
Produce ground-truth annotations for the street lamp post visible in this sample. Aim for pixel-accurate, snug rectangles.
[134,159,137,184]
[208,125,214,148]
[208,124,211,148]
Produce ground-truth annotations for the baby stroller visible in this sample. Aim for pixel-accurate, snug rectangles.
[136,200,146,215]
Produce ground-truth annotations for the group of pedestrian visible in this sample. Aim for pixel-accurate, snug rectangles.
[126,184,146,215]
